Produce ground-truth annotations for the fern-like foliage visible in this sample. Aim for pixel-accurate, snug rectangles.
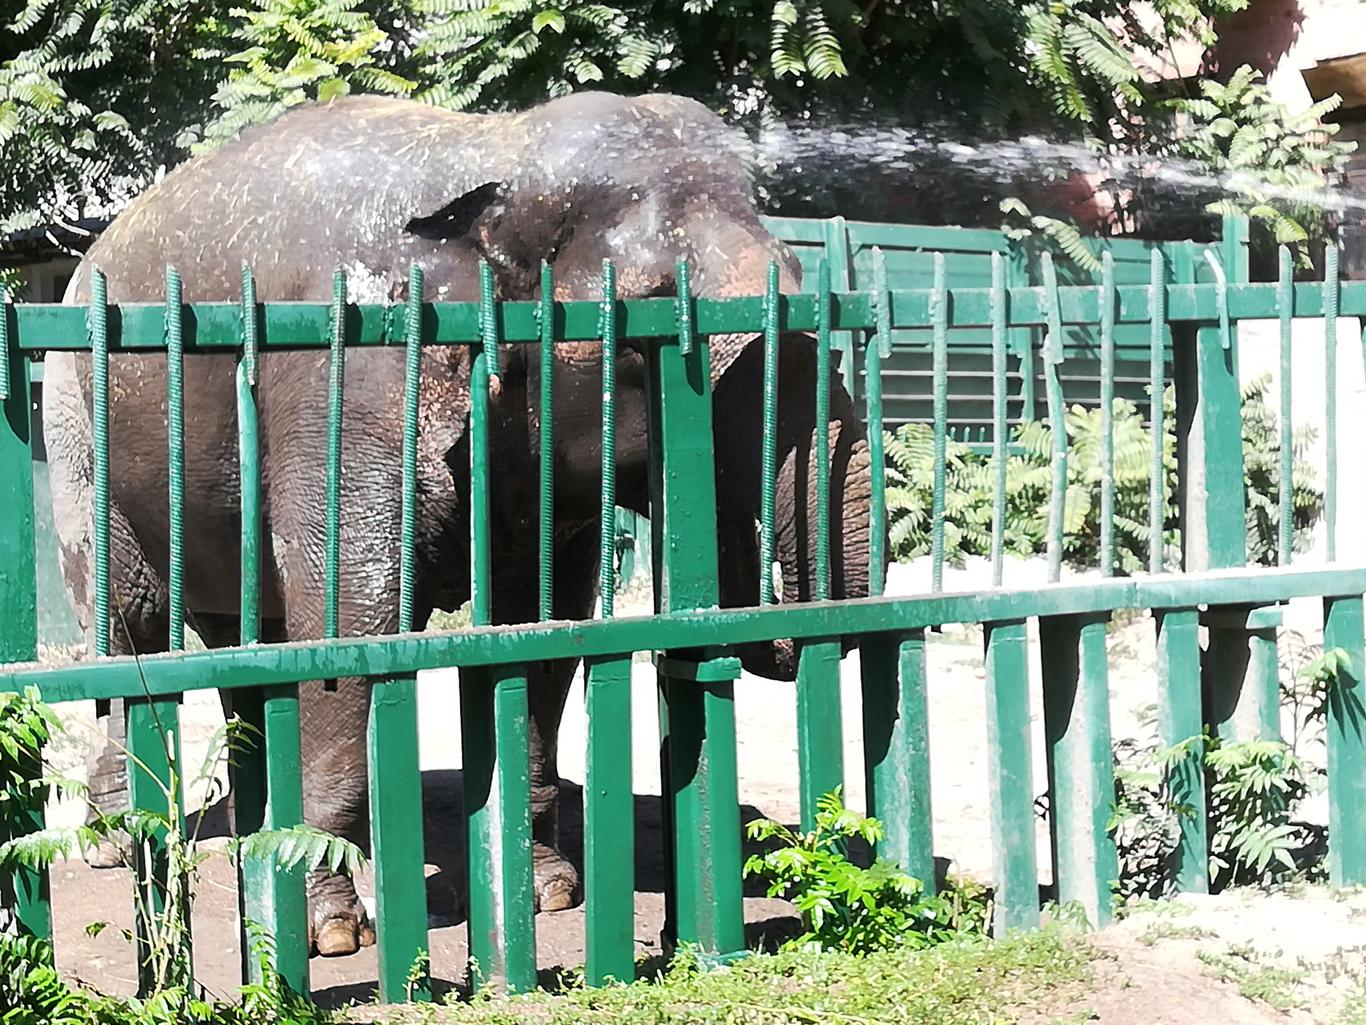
[884,380,1320,574]
[196,0,416,151]
[1166,66,1355,266]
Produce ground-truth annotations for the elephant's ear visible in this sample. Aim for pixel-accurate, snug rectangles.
[404,181,505,241]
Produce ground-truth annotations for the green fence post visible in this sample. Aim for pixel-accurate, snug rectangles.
[860,631,935,887]
[461,664,537,992]
[648,331,744,959]
[1039,613,1119,927]
[367,675,429,1002]
[983,619,1040,933]
[232,685,308,991]
[1173,221,1246,573]
[1324,594,1366,886]
[797,639,844,832]
[584,653,636,985]
[1154,608,1208,893]
[0,299,50,941]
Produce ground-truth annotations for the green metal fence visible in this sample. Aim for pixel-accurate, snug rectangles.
[3,227,1366,1003]
[762,214,1228,439]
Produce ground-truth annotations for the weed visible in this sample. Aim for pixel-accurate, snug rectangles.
[1136,921,1214,946]
[1108,715,1322,901]
[1197,947,1306,1012]
[743,788,985,954]
[0,685,358,1021]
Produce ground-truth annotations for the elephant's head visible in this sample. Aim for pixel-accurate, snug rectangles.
[402,92,885,677]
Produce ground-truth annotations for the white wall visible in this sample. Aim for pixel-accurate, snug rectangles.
[1237,314,1366,566]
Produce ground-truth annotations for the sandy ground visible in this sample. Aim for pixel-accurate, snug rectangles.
[32,556,1351,1016]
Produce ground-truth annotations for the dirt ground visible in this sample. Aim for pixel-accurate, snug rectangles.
[36,556,1357,1019]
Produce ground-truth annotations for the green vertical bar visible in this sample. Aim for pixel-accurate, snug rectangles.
[1323,594,1366,886]
[658,674,743,953]
[990,253,1008,587]
[814,257,832,600]
[822,214,855,394]
[368,678,428,1002]
[1149,250,1166,574]
[235,686,308,990]
[983,619,1039,933]
[538,261,555,622]
[461,665,537,992]
[325,268,346,638]
[1277,246,1293,566]
[464,276,534,990]
[1039,613,1119,928]
[1006,248,1037,420]
[0,281,9,402]
[599,260,618,613]
[368,263,429,1004]
[1155,608,1207,893]
[860,631,934,886]
[126,696,184,995]
[1099,254,1116,577]
[399,265,423,633]
[234,268,307,993]
[675,259,694,358]
[0,296,50,941]
[930,253,948,593]
[90,268,110,656]
[647,331,743,956]
[470,274,493,627]
[479,258,502,382]
[866,249,889,597]
[760,261,780,604]
[796,639,843,832]
[1041,254,1066,584]
[1324,237,1340,563]
[584,654,635,985]
[1174,317,1246,572]
[165,267,185,650]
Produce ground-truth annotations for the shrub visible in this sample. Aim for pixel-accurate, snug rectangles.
[743,789,982,954]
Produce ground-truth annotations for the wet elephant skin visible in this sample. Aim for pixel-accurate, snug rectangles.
[43,91,883,958]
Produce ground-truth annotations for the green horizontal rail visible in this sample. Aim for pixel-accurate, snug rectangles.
[11,565,1365,705]
[12,281,1366,351]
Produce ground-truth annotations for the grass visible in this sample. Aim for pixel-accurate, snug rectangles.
[346,927,1097,1025]
[1196,945,1306,1013]
[1136,922,1215,947]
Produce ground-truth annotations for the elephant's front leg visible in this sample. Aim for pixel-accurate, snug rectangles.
[494,520,600,913]
[527,659,578,911]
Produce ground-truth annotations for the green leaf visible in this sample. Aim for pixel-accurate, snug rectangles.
[532,9,564,33]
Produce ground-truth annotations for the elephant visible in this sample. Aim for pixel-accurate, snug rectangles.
[44,91,880,958]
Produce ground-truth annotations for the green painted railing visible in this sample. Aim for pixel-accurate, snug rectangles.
[761,214,1227,437]
[3,231,1366,1002]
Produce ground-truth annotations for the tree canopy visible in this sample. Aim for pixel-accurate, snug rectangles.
[0,0,1353,248]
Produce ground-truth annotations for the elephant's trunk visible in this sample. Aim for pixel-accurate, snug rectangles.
[712,331,885,681]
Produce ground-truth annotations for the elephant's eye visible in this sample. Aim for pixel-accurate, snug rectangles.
[644,274,677,298]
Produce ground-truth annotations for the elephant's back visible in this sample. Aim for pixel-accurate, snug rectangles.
[68,97,513,307]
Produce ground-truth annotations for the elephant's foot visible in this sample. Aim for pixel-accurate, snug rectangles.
[533,842,580,913]
[308,870,376,958]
